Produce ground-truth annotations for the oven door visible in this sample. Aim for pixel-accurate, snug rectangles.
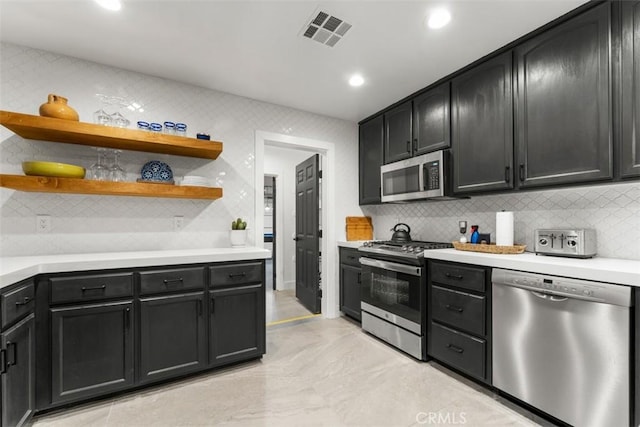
[359,257,423,327]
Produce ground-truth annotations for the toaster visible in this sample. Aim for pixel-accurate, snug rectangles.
[534,229,597,258]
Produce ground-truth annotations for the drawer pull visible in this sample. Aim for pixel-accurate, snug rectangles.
[228,273,247,279]
[445,273,464,280]
[446,344,464,354]
[163,278,183,285]
[15,297,32,306]
[81,285,106,292]
[357,272,361,284]
[445,304,463,313]
[0,349,5,374]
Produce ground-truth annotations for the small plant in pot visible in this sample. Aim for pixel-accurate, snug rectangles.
[230,218,248,247]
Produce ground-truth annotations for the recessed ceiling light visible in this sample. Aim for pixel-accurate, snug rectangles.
[349,74,364,87]
[427,9,451,29]
[95,0,121,11]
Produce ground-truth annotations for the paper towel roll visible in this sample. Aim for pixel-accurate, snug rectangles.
[496,211,514,246]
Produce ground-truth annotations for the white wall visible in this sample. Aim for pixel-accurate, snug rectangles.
[0,42,361,257]
[264,145,317,290]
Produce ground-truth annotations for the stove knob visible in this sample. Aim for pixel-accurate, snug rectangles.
[408,247,414,252]
[401,245,408,251]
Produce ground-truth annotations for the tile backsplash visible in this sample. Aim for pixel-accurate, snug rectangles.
[0,42,359,257]
[362,182,640,260]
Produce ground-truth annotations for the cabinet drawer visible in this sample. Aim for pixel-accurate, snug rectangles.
[50,273,133,304]
[209,262,262,288]
[430,261,485,292]
[340,248,361,268]
[431,286,485,336]
[1,280,35,329]
[139,267,205,296]
[430,322,486,380]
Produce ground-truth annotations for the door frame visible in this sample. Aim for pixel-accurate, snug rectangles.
[254,130,337,319]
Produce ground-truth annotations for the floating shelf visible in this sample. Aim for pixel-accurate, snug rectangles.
[0,111,222,160]
[0,175,223,200]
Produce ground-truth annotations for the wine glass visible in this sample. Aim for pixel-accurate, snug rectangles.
[108,150,126,182]
[110,97,130,128]
[93,94,112,126]
[89,148,109,181]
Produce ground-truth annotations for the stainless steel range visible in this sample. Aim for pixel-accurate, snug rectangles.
[358,240,452,360]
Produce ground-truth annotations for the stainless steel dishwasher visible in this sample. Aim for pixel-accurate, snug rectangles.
[492,268,631,427]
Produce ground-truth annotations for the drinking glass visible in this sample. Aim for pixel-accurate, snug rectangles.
[89,148,109,181]
[108,150,126,182]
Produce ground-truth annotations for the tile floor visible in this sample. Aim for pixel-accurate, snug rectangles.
[32,281,550,427]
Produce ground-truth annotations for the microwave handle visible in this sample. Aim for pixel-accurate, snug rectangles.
[421,163,427,191]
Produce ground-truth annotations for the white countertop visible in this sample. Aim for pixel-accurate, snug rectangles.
[0,247,271,289]
[423,249,640,287]
[337,240,367,249]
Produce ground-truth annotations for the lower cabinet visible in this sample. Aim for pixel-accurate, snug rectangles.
[427,260,491,384]
[209,284,264,366]
[139,292,207,384]
[50,301,134,404]
[1,314,35,427]
[339,247,362,321]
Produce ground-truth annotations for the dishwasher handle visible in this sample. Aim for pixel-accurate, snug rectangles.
[531,291,568,302]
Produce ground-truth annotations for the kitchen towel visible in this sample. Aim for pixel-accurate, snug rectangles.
[496,211,514,246]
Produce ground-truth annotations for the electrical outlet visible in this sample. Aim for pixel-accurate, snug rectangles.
[173,216,184,231]
[458,220,467,234]
[36,215,51,233]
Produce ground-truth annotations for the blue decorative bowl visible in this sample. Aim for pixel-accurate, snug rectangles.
[140,160,173,182]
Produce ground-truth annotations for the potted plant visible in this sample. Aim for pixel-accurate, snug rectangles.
[230,217,248,247]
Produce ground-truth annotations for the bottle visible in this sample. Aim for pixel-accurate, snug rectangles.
[470,225,480,244]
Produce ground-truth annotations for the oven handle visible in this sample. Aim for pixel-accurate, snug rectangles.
[359,257,422,277]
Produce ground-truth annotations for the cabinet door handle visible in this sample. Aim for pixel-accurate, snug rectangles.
[445,273,463,280]
[82,284,106,292]
[163,278,183,285]
[406,140,411,153]
[505,166,510,184]
[15,297,32,307]
[228,273,246,279]
[519,164,525,182]
[6,342,16,367]
[357,272,361,284]
[0,349,6,374]
[126,307,131,328]
[210,298,215,313]
[446,343,464,354]
[445,304,463,313]
[413,138,418,154]
[197,300,203,316]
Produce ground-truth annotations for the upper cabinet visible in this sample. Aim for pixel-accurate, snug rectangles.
[452,52,514,194]
[359,115,384,205]
[413,82,451,156]
[383,84,451,165]
[383,101,413,164]
[515,3,612,188]
[621,1,640,178]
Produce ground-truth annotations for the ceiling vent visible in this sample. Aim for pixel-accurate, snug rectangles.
[301,9,352,47]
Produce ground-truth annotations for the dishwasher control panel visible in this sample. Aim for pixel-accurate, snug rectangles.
[492,269,631,307]
[534,228,596,258]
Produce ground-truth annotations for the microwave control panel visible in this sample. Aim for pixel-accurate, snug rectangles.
[425,161,440,190]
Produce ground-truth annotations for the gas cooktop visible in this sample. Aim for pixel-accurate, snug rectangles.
[358,240,453,259]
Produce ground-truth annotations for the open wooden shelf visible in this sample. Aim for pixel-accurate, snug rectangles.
[0,174,223,200]
[0,110,222,160]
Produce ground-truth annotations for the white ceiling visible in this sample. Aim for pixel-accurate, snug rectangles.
[0,0,587,122]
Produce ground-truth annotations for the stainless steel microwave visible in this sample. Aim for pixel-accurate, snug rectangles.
[380,150,450,203]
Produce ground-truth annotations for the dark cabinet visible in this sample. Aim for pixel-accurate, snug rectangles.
[451,51,514,194]
[209,261,265,366]
[384,101,413,164]
[339,247,361,321]
[413,82,451,156]
[359,115,384,205]
[139,292,206,384]
[209,284,264,366]
[50,301,134,404]
[1,314,35,427]
[428,260,491,384]
[621,1,640,178]
[516,3,612,187]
